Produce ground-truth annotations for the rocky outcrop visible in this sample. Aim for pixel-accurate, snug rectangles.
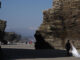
[35,0,80,49]
[0,19,7,44]
[4,32,21,43]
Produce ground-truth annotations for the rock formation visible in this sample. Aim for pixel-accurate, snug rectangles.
[4,32,21,43]
[35,0,80,49]
[0,19,7,44]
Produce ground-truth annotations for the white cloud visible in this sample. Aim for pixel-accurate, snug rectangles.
[28,27,38,30]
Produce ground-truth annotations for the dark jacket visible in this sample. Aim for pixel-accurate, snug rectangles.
[65,42,71,50]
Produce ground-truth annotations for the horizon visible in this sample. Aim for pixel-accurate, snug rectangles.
[0,0,52,38]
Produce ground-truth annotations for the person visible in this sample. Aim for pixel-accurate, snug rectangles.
[65,40,71,56]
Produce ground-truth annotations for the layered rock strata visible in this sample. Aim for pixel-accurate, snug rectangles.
[35,0,80,49]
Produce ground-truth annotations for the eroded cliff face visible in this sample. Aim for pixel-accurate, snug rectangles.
[0,20,7,44]
[35,0,80,49]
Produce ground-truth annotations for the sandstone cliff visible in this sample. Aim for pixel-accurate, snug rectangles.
[35,0,80,49]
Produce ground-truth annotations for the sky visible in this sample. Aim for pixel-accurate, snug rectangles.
[0,0,52,37]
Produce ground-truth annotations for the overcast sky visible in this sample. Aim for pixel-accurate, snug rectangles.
[0,0,52,37]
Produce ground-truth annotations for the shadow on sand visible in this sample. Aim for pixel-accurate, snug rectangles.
[1,48,72,60]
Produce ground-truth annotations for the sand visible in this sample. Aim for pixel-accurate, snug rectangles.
[1,43,80,60]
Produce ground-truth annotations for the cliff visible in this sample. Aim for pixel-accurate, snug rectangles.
[35,0,80,49]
